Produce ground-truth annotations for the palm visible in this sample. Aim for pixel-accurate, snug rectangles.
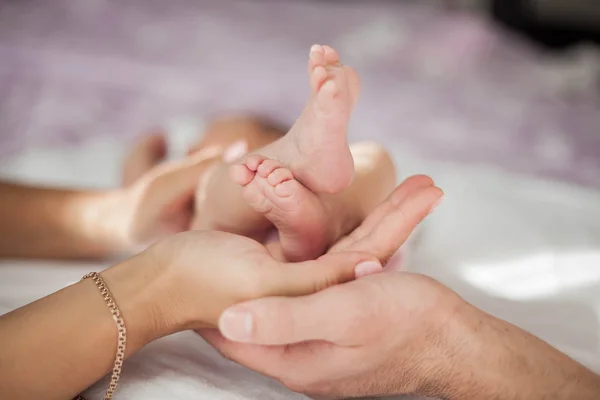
[173,230,271,268]
[200,174,445,389]
[154,231,276,326]
[123,149,220,247]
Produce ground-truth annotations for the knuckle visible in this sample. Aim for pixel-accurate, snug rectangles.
[316,269,343,291]
[341,283,387,332]
[394,209,410,224]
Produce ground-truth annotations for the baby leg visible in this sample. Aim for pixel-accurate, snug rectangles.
[231,141,396,261]
[247,44,360,195]
[189,117,285,240]
[226,44,392,260]
[340,141,398,226]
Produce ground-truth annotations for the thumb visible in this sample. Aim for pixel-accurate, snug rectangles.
[218,285,351,345]
[219,253,382,345]
[264,251,382,297]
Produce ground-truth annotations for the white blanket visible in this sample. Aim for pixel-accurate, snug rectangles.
[1,132,600,399]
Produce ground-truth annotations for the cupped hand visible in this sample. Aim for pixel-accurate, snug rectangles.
[200,175,464,398]
[138,229,381,331]
[112,148,221,250]
[214,272,461,398]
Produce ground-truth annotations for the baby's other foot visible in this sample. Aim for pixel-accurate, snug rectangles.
[230,155,334,262]
[272,45,359,194]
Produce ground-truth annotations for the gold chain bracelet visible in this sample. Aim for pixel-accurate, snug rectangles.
[75,272,127,400]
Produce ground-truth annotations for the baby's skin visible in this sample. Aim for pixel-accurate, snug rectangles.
[229,45,362,261]
[123,45,395,262]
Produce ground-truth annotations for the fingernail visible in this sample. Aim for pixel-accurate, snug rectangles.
[223,140,248,163]
[354,261,382,279]
[219,307,254,342]
[429,196,444,214]
[310,44,320,53]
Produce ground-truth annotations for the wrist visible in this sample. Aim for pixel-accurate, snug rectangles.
[101,250,186,348]
[429,301,600,399]
[415,298,508,399]
[432,301,495,399]
[410,292,475,399]
[66,189,132,257]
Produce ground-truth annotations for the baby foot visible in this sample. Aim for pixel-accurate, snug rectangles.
[271,45,359,194]
[230,155,335,262]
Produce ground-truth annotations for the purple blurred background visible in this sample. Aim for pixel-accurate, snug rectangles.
[0,0,599,186]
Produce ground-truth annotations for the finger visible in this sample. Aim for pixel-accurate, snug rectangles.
[199,328,288,376]
[264,252,382,297]
[348,185,443,263]
[222,140,249,163]
[200,328,336,383]
[219,279,370,345]
[145,149,219,194]
[329,175,434,253]
[330,175,434,252]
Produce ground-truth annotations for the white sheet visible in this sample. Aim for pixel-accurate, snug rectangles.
[1,129,600,399]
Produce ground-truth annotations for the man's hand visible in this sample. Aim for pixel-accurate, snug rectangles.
[0,221,380,400]
[203,176,600,400]
[200,175,458,398]
[212,272,460,398]
[143,229,382,329]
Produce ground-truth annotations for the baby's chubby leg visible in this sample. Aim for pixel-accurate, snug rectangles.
[228,45,395,261]
[230,141,396,261]
[189,117,285,240]
[194,43,360,244]
[341,141,397,224]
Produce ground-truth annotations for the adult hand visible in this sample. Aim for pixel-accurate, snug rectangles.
[0,152,221,260]
[203,175,600,400]
[0,225,380,400]
[200,175,459,398]
[110,148,222,251]
[214,272,459,398]
[136,229,382,331]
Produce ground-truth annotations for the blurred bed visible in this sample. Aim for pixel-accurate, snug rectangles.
[1,1,599,399]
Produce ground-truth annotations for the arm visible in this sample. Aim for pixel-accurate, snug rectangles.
[209,274,600,400]
[445,303,600,399]
[0,229,372,400]
[0,255,169,400]
[202,177,600,399]
[0,150,221,259]
[0,181,125,259]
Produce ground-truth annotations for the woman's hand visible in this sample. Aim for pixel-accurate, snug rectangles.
[134,230,381,333]
[109,149,222,252]
[0,228,378,400]
[0,149,224,260]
